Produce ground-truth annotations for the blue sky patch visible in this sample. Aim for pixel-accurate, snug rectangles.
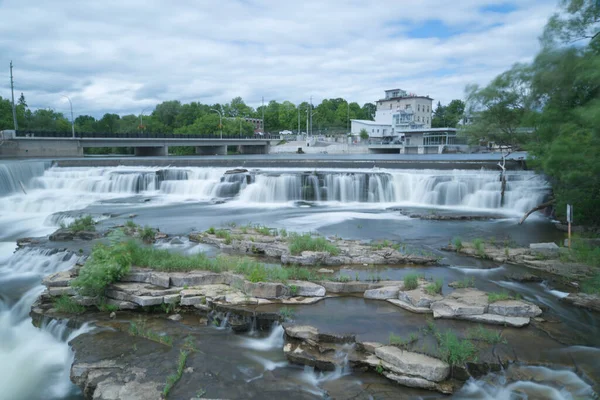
[480,3,518,14]
[404,19,468,39]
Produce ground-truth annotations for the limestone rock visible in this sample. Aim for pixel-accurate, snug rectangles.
[284,325,319,341]
[287,280,326,297]
[168,314,182,321]
[387,299,432,314]
[364,286,400,300]
[317,268,334,274]
[169,271,225,287]
[487,300,542,317]
[384,372,437,390]
[374,346,450,382]
[244,281,288,299]
[320,281,370,293]
[562,293,600,313]
[48,286,76,296]
[398,287,442,308]
[460,313,530,327]
[42,270,72,287]
[431,288,488,318]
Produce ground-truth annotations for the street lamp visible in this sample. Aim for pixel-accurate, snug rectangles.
[211,109,222,139]
[140,107,150,129]
[61,95,75,138]
[347,101,350,133]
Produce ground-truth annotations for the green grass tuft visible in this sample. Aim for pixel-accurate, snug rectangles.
[466,325,507,344]
[425,279,443,295]
[473,238,485,257]
[487,291,516,302]
[403,273,419,290]
[128,320,173,346]
[63,215,95,233]
[453,277,476,289]
[453,237,463,251]
[288,233,340,256]
[53,295,86,314]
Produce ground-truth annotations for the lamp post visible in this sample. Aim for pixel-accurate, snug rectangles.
[61,95,75,138]
[140,107,150,129]
[347,101,350,133]
[211,109,222,139]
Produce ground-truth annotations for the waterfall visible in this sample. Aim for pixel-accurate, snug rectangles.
[11,165,550,214]
[0,248,89,400]
[0,161,49,197]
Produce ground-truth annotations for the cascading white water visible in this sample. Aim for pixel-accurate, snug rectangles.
[26,166,549,214]
[0,248,90,400]
[0,161,49,197]
[240,323,285,351]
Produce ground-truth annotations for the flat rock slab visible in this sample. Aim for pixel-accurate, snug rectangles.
[374,346,450,382]
[387,299,432,314]
[169,271,226,287]
[562,293,600,313]
[42,270,72,288]
[398,287,442,308]
[287,280,326,297]
[459,313,530,327]
[364,286,400,299]
[488,300,542,318]
[284,325,319,341]
[320,281,370,293]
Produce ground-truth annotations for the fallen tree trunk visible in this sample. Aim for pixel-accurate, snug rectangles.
[519,199,555,225]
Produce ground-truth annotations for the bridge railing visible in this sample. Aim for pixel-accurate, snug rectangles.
[15,131,274,140]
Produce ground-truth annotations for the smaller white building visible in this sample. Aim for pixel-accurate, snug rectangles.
[350,120,391,138]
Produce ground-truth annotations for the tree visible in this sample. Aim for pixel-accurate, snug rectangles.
[445,100,466,128]
[463,64,533,150]
[360,103,376,120]
[464,0,600,224]
[75,115,97,133]
[153,100,181,129]
[431,101,445,128]
[98,113,121,133]
[359,128,369,141]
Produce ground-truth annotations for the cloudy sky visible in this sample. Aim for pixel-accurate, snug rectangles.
[0,0,558,118]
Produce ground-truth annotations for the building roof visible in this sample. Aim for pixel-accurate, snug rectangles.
[377,95,433,102]
[350,119,390,126]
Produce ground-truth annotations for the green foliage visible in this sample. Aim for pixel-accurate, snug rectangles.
[207,226,216,234]
[289,285,299,296]
[403,274,419,290]
[560,239,600,267]
[71,241,132,296]
[375,362,384,375]
[163,349,189,398]
[466,325,507,344]
[425,279,443,295]
[279,228,288,238]
[473,239,485,257]
[359,128,369,140]
[581,273,600,295]
[288,233,340,255]
[436,331,477,366]
[63,216,96,233]
[453,277,476,289]
[140,226,156,243]
[128,320,173,346]
[432,99,466,128]
[53,295,86,314]
[488,291,517,302]
[389,332,419,347]
[336,274,352,282]
[98,300,119,313]
[279,307,295,321]
[254,225,275,236]
[453,237,463,252]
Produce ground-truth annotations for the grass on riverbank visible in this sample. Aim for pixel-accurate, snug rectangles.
[488,291,521,302]
[128,320,173,346]
[288,233,340,256]
[72,239,329,295]
[53,294,86,314]
[61,215,95,233]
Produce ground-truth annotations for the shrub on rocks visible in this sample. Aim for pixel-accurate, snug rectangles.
[288,233,340,256]
[403,274,419,290]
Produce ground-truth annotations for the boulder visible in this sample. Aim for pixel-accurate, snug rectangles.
[364,286,400,300]
[48,228,74,241]
[104,298,138,310]
[168,314,182,321]
[42,270,72,288]
[320,281,370,293]
[529,242,559,251]
[384,372,437,390]
[244,282,288,299]
[487,300,542,317]
[398,288,442,308]
[180,296,205,306]
[287,280,326,297]
[562,293,600,313]
[284,325,319,341]
[48,286,76,296]
[374,346,450,382]
[431,288,488,319]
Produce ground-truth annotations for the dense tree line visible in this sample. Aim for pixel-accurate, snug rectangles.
[463,0,600,225]
[0,95,377,136]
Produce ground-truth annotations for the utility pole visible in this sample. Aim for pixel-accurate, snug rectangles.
[309,96,313,137]
[10,61,18,131]
[261,96,265,134]
[297,105,300,135]
[347,101,350,133]
[306,102,309,138]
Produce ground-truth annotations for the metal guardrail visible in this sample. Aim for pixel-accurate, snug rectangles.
[14,131,274,140]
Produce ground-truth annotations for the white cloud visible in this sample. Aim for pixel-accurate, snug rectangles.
[0,0,559,117]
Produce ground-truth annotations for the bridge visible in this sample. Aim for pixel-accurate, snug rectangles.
[0,131,273,158]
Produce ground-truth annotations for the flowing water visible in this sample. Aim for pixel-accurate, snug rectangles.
[0,160,596,399]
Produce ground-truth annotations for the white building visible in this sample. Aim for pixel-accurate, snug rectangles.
[375,89,433,130]
[350,119,392,138]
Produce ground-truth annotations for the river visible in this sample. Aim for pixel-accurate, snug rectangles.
[0,159,597,399]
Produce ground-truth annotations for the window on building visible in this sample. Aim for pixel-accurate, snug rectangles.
[377,129,379,133]
[418,105,421,112]
[427,106,430,112]
[427,117,429,123]
[372,129,374,133]
[417,116,420,122]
